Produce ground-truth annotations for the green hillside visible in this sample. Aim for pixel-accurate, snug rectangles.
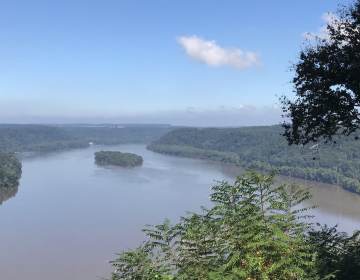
[0,124,173,154]
[148,126,360,193]
[0,125,88,153]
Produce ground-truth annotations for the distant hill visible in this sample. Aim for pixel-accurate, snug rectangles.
[61,125,173,146]
[0,125,88,153]
[0,124,173,153]
[148,126,360,193]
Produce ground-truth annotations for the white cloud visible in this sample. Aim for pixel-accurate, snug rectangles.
[177,35,260,70]
[303,12,339,41]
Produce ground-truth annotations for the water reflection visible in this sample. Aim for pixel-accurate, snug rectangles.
[280,177,360,221]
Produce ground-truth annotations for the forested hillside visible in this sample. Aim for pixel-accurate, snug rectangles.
[148,126,360,193]
[61,125,173,145]
[0,125,88,153]
[0,124,172,153]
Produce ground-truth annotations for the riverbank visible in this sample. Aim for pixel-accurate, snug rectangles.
[147,126,360,194]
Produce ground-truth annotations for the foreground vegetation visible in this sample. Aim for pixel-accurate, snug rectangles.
[0,153,21,204]
[282,0,360,145]
[111,172,360,280]
[95,151,143,167]
[148,126,360,193]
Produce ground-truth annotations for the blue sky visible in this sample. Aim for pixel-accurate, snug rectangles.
[0,0,351,125]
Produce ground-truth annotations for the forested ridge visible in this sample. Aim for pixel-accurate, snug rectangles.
[0,125,88,153]
[0,124,172,154]
[148,126,360,193]
[62,126,172,145]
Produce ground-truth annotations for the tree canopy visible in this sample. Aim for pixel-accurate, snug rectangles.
[282,0,360,145]
[111,172,316,280]
[95,151,143,167]
[110,172,360,280]
[149,126,360,193]
[0,124,172,154]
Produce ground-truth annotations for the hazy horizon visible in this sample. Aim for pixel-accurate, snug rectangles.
[0,0,348,126]
[0,105,282,126]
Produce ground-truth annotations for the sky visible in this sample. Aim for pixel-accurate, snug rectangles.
[0,0,352,126]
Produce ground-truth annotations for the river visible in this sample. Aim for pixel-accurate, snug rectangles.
[0,144,359,280]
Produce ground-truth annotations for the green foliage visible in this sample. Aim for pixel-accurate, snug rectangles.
[148,126,360,193]
[309,225,360,280]
[282,0,360,144]
[111,246,173,280]
[111,172,316,280]
[0,152,22,204]
[62,125,173,146]
[0,125,88,153]
[95,151,143,167]
[0,183,18,205]
[0,124,172,154]
[147,144,240,164]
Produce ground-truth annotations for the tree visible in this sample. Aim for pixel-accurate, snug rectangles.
[282,0,360,145]
[309,224,360,280]
[110,246,173,280]
[208,173,315,280]
[110,172,317,280]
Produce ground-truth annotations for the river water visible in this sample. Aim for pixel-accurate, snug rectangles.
[0,144,359,280]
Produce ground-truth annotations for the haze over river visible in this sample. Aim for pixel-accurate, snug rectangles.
[0,144,359,280]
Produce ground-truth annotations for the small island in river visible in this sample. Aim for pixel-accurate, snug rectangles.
[94,151,143,167]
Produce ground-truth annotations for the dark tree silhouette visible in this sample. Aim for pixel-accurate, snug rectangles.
[282,0,360,145]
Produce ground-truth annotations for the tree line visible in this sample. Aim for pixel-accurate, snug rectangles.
[148,126,360,193]
[0,124,172,154]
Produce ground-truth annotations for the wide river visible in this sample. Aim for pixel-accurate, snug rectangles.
[0,144,359,280]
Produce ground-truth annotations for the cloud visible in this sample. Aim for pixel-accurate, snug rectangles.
[177,35,260,70]
[303,12,339,41]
